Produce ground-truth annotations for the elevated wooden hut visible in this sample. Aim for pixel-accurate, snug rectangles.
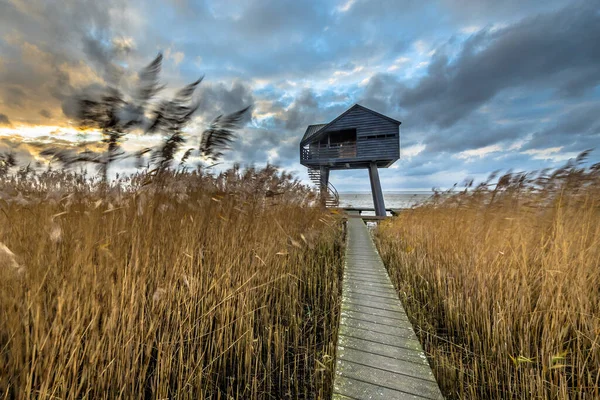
[300,104,401,216]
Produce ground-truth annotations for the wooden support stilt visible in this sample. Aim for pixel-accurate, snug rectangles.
[368,162,386,217]
[320,165,330,208]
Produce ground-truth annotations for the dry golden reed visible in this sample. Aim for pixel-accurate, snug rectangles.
[0,165,343,399]
[376,156,600,399]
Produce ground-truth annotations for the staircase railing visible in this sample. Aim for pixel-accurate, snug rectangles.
[326,181,339,207]
[307,167,339,207]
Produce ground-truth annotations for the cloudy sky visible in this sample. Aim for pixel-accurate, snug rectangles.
[0,0,599,191]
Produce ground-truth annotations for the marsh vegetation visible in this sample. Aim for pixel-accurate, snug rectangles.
[376,154,600,399]
[0,166,344,399]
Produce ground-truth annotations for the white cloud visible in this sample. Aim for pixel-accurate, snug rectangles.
[336,0,356,13]
[387,56,411,72]
[111,36,135,54]
[172,52,185,66]
[460,25,481,34]
[165,47,185,66]
[402,143,425,158]
[267,148,279,163]
[521,147,578,162]
[413,40,429,55]
[457,144,503,160]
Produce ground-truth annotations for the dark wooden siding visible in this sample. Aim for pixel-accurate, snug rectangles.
[323,107,399,160]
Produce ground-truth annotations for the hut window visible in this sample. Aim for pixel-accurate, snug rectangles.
[329,128,357,144]
[361,133,396,140]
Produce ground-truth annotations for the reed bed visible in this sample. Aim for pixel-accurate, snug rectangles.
[376,157,600,399]
[0,166,344,399]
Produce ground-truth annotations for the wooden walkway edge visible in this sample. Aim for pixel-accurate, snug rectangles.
[332,217,444,400]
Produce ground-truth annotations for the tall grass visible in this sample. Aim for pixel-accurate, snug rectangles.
[376,156,600,399]
[0,165,343,399]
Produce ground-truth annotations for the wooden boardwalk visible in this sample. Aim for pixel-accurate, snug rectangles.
[333,217,443,400]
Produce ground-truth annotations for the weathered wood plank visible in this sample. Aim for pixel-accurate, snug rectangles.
[333,376,431,400]
[346,215,389,221]
[341,309,410,326]
[343,296,408,313]
[343,288,400,301]
[337,323,422,350]
[344,275,393,285]
[339,335,426,363]
[333,218,444,399]
[339,320,422,350]
[344,281,395,291]
[339,347,436,382]
[343,289,396,300]
[336,361,442,399]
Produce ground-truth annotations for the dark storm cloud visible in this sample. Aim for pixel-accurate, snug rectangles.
[0,114,11,125]
[341,0,600,186]
[524,103,600,151]
[229,128,282,164]
[81,35,126,85]
[227,87,352,167]
[39,109,52,119]
[153,0,421,82]
[401,151,532,179]
[284,89,319,131]
[439,0,569,24]
[283,89,350,132]
[0,0,142,123]
[59,83,106,120]
[3,86,27,107]
[358,73,403,117]
[410,101,537,155]
[195,80,255,124]
[399,2,600,128]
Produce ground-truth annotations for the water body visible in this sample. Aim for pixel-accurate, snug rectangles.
[338,192,433,210]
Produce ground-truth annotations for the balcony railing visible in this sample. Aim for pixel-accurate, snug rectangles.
[301,136,399,163]
[301,143,357,161]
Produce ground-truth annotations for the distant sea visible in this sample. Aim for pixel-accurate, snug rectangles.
[338,192,433,210]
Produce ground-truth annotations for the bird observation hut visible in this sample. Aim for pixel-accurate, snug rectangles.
[300,104,400,216]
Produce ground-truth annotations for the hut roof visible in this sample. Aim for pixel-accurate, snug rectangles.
[300,104,401,145]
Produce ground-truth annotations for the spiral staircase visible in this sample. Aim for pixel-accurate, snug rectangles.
[308,167,339,208]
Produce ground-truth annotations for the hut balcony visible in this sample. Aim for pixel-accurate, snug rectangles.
[300,135,399,166]
[301,142,356,161]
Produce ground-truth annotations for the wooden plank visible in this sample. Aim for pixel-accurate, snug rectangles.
[344,274,391,285]
[341,207,405,213]
[333,376,427,400]
[343,292,401,305]
[344,274,392,284]
[343,296,409,314]
[337,322,422,350]
[343,301,410,319]
[341,309,410,326]
[339,348,436,382]
[335,361,441,399]
[333,218,444,399]
[339,333,424,360]
[345,215,389,221]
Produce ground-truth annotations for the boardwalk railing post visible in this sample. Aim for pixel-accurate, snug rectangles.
[368,162,386,217]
